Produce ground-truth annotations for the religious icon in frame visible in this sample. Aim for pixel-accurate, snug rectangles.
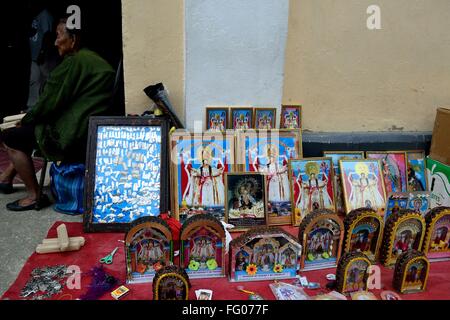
[335,252,372,294]
[236,129,303,226]
[406,150,428,192]
[179,214,226,279]
[422,206,450,262]
[343,208,384,263]
[393,250,429,294]
[289,158,335,226]
[298,209,344,271]
[83,116,170,233]
[224,172,268,232]
[380,209,426,267]
[231,107,254,130]
[125,216,173,284]
[229,226,302,282]
[366,151,408,194]
[170,130,235,223]
[280,105,301,129]
[323,151,365,215]
[385,191,432,222]
[339,159,387,216]
[205,107,229,132]
[152,265,191,300]
[254,108,277,130]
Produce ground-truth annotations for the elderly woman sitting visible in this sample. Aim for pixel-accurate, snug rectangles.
[0,18,116,211]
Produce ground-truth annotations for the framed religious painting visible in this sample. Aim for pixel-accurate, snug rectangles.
[323,151,365,215]
[393,250,429,294]
[343,208,384,262]
[125,216,173,284]
[366,151,408,194]
[170,130,235,223]
[406,150,428,192]
[83,117,170,233]
[224,173,268,232]
[289,158,335,226]
[380,209,426,267]
[231,107,254,130]
[152,265,191,300]
[298,209,344,271]
[280,105,302,129]
[339,159,387,216]
[180,214,226,279]
[335,252,372,294]
[236,130,303,226]
[254,108,277,130]
[422,206,450,262]
[385,191,432,222]
[205,107,229,132]
[228,226,302,282]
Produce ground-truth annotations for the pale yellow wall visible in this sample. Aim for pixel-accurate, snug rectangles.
[283,0,450,132]
[122,0,185,119]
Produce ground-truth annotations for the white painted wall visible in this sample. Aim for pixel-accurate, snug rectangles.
[185,0,290,129]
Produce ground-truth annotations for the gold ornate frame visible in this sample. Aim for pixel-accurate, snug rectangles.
[289,157,335,226]
[343,210,384,262]
[153,273,190,300]
[339,255,371,294]
[400,256,430,293]
[422,207,450,260]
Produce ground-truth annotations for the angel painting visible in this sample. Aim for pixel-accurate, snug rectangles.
[366,152,407,193]
[232,108,253,130]
[190,237,216,264]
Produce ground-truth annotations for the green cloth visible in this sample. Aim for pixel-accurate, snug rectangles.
[22,49,115,162]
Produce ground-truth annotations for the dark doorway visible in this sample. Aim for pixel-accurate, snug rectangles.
[4,0,124,120]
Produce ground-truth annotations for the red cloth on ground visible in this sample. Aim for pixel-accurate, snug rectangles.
[2,221,450,300]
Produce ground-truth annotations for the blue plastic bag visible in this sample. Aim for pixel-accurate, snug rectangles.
[50,162,85,215]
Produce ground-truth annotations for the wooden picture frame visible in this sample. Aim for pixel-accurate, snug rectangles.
[339,159,387,216]
[336,252,372,294]
[406,150,428,192]
[125,216,173,284]
[422,207,450,262]
[152,265,190,300]
[236,129,303,226]
[380,209,426,267]
[170,130,235,223]
[179,214,226,279]
[323,151,365,215]
[254,108,277,129]
[289,157,335,226]
[228,226,302,282]
[83,116,170,233]
[280,105,302,129]
[393,250,430,294]
[230,107,254,130]
[366,151,408,193]
[224,172,268,232]
[343,208,384,262]
[298,209,344,271]
[205,107,229,132]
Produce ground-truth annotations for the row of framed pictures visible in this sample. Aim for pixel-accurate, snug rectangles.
[205,105,302,131]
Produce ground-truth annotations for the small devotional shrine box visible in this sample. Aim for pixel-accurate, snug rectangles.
[125,217,174,284]
[298,209,344,271]
[152,265,191,300]
[393,250,430,294]
[335,252,372,295]
[229,226,302,282]
[380,209,426,267]
[180,214,226,279]
[343,208,384,263]
[422,206,450,262]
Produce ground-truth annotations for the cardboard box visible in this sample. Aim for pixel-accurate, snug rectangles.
[426,156,450,207]
[430,107,450,166]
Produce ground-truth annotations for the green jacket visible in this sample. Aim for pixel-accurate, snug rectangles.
[22,49,115,162]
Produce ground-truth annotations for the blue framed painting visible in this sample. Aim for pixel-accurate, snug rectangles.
[231,107,254,130]
[205,107,229,131]
[237,130,303,225]
[255,108,276,129]
[406,150,428,191]
[170,131,235,223]
[84,117,170,232]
